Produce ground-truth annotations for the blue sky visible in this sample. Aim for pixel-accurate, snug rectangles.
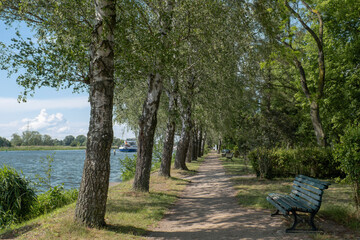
[0,21,134,141]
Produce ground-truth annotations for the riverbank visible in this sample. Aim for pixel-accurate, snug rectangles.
[0,146,120,151]
[0,157,205,239]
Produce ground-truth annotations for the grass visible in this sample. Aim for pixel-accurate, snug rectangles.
[0,157,204,239]
[221,156,360,235]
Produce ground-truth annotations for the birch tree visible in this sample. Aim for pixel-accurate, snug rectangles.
[0,0,117,227]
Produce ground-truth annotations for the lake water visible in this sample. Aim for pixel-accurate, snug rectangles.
[0,150,135,190]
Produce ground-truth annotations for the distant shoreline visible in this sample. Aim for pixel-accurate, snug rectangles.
[0,146,119,151]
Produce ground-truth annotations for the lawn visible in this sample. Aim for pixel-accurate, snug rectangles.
[221,156,360,233]
[0,158,204,239]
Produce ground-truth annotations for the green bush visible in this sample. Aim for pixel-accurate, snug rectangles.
[333,124,360,208]
[0,165,36,227]
[31,186,78,216]
[248,148,274,179]
[119,154,137,181]
[248,147,340,179]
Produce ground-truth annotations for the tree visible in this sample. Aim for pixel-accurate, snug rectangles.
[0,0,116,227]
[74,0,116,227]
[75,135,87,146]
[63,135,75,146]
[0,137,11,147]
[133,0,176,192]
[10,133,22,146]
[42,134,54,146]
[253,0,327,147]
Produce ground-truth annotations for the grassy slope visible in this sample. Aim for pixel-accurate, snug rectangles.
[221,156,360,233]
[0,158,204,239]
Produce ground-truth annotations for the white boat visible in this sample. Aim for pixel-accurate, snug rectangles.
[119,138,137,152]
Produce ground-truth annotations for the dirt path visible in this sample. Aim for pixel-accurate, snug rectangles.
[147,153,315,240]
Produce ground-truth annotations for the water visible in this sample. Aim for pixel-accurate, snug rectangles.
[0,150,136,190]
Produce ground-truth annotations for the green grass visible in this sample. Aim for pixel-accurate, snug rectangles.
[221,156,360,233]
[0,156,205,239]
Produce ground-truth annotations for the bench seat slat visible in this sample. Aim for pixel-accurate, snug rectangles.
[289,193,318,211]
[268,193,313,212]
[266,196,288,215]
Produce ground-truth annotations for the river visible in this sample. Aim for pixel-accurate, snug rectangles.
[0,150,135,191]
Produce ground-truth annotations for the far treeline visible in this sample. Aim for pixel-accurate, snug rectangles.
[0,131,123,147]
[0,0,359,229]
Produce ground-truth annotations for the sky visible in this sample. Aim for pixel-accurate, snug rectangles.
[0,21,135,141]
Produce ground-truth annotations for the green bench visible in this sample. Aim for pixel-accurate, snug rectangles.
[225,152,233,160]
[266,175,330,233]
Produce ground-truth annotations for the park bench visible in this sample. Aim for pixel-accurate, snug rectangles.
[225,152,233,160]
[266,174,330,233]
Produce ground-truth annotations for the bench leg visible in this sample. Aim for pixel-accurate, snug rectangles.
[308,212,317,231]
[286,210,299,233]
[286,211,319,233]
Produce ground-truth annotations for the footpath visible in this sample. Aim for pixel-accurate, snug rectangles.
[147,152,311,240]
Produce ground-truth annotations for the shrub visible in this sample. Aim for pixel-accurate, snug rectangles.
[0,165,36,227]
[31,186,78,216]
[248,147,340,179]
[119,154,137,181]
[248,148,274,179]
[333,124,360,209]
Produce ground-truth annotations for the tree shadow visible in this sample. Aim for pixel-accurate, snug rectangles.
[0,223,40,239]
[105,224,147,236]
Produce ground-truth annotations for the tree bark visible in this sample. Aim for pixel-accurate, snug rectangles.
[186,129,193,163]
[201,131,206,156]
[310,101,326,147]
[197,127,203,157]
[75,0,115,228]
[294,58,326,147]
[174,106,191,170]
[217,139,222,154]
[159,87,177,177]
[133,73,162,192]
[192,125,198,161]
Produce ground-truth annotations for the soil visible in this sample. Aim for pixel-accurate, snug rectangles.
[146,152,359,240]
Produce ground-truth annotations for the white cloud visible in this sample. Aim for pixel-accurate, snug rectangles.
[0,96,89,113]
[20,109,67,132]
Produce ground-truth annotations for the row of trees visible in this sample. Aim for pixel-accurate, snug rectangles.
[0,0,358,229]
[0,132,124,147]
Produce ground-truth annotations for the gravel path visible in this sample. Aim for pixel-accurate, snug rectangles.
[147,153,314,240]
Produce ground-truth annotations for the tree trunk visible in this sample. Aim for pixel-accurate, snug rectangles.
[201,131,206,156]
[294,58,327,147]
[186,130,193,163]
[217,139,222,154]
[310,101,326,147]
[174,109,191,170]
[75,0,115,228]
[159,88,177,177]
[198,127,203,157]
[192,125,198,161]
[133,73,162,192]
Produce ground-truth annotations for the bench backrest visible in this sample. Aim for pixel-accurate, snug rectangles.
[289,175,331,212]
[225,152,233,158]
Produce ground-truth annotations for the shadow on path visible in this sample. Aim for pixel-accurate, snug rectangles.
[146,152,311,240]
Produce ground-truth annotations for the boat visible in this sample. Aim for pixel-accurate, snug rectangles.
[119,138,137,152]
